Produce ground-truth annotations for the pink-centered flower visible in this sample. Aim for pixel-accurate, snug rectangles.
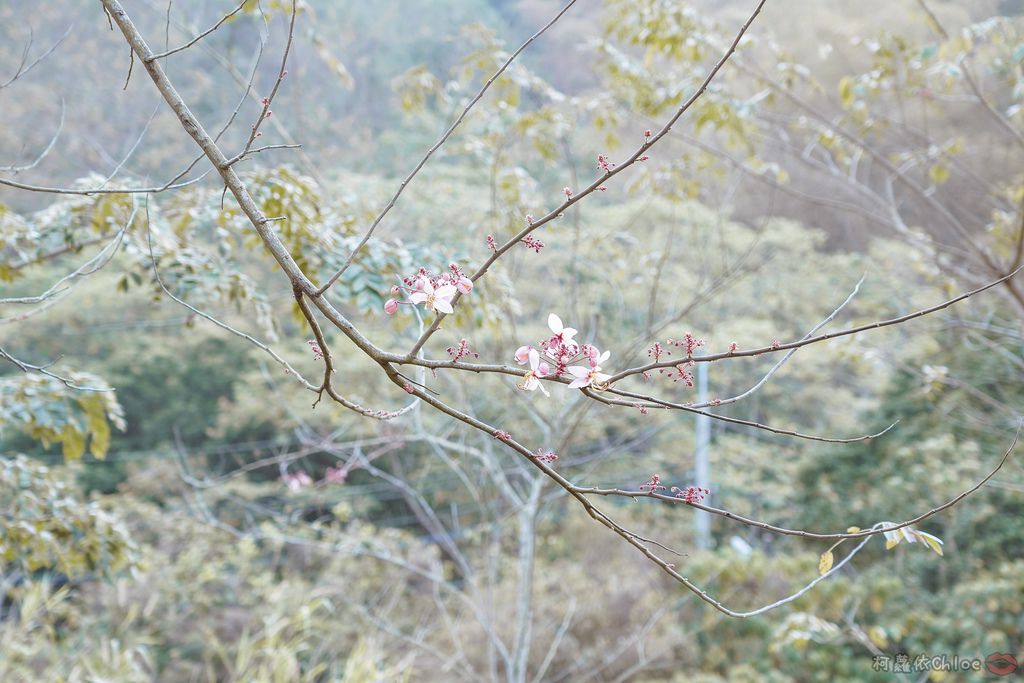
[567,348,611,389]
[409,278,456,314]
[518,348,551,396]
[547,314,577,349]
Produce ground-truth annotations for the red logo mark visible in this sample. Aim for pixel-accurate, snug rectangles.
[985,652,1018,676]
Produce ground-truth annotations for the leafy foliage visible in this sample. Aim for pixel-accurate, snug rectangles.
[0,455,136,577]
[0,374,124,461]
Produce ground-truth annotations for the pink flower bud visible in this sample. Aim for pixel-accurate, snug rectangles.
[384,298,399,315]
[457,276,473,294]
[514,345,532,364]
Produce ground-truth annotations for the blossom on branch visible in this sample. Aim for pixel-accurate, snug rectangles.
[385,264,473,317]
[671,485,710,503]
[323,466,347,485]
[409,277,456,314]
[640,474,666,492]
[513,314,615,395]
[281,471,313,492]
[533,449,558,464]
[518,348,551,396]
[567,347,611,389]
[547,314,577,349]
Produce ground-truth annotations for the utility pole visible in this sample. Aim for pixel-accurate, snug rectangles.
[695,358,711,549]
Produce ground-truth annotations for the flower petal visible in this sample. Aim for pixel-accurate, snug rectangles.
[434,284,457,299]
[434,298,454,314]
[514,346,532,364]
[548,314,563,334]
[409,292,427,304]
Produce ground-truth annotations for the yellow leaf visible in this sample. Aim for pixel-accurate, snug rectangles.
[885,538,899,550]
[82,395,110,459]
[922,535,944,556]
[89,418,110,460]
[846,526,861,533]
[838,76,855,108]
[818,550,834,575]
[61,424,86,461]
[928,163,951,184]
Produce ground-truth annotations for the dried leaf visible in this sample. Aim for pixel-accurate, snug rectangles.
[818,550,834,575]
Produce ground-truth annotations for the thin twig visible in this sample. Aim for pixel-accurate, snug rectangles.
[146,0,248,61]
[315,0,581,296]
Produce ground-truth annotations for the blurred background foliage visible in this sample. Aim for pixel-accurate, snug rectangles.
[1,0,1022,681]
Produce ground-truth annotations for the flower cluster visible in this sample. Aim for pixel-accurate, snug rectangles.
[533,449,558,464]
[522,235,545,253]
[307,340,324,361]
[384,264,473,316]
[514,314,613,395]
[671,485,710,503]
[281,466,348,491]
[645,333,709,386]
[665,362,695,387]
[281,470,313,491]
[323,465,348,484]
[446,339,479,363]
[639,474,667,493]
[668,334,705,356]
[637,475,710,502]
